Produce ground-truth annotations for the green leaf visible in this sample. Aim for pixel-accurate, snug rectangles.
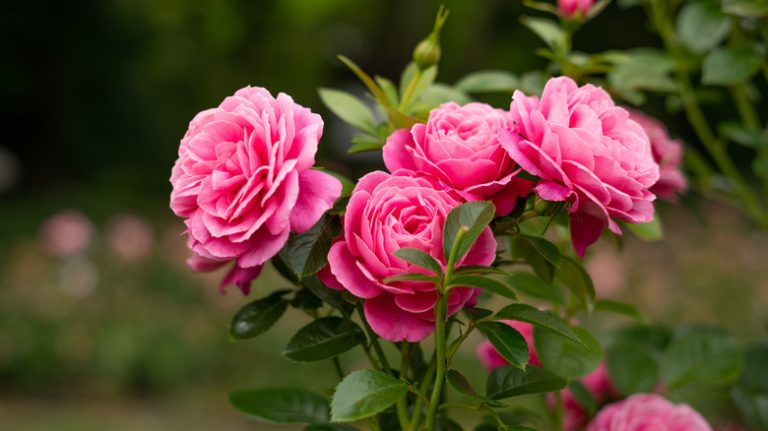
[478,322,530,370]
[676,1,731,54]
[393,248,443,276]
[606,340,659,396]
[348,134,385,154]
[702,47,763,85]
[722,0,768,17]
[534,326,602,379]
[302,276,351,312]
[661,326,744,388]
[520,16,565,51]
[486,365,567,400]
[318,88,376,132]
[731,386,768,431]
[446,369,487,401]
[510,237,555,282]
[456,70,519,93]
[443,201,496,264]
[608,49,676,94]
[331,370,409,422]
[719,122,768,149]
[611,324,671,352]
[738,341,768,393]
[421,83,472,106]
[449,275,518,300]
[279,216,341,279]
[625,217,663,242]
[230,388,329,423]
[494,304,581,344]
[305,424,360,431]
[518,234,561,268]
[595,300,646,322]
[505,273,563,304]
[375,76,399,107]
[400,62,419,98]
[337,55,392,110]
[568,380,597,415]
[556,256,596,313]
[283,317,365,362]
[464,307,494,321]
[230,291,289,340]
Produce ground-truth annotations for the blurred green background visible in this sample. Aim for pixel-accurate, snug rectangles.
[0,0,766,430]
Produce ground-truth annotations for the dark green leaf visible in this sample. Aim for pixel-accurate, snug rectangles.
[611,324,671,352]
[478,322,529,370]
[494,304,580,344]
[486,366,567,400]
[450,275,518,300]
[568,380,597,415]
[731,386,768,431]
[393,248,443,276]
[305,424,360,431]
[464,307,494,321]
[456,70,519,93]
[437,417,465,431]
[510,237,555,283]
[738,341,768,393]
[230,388,329,423]
[279,216,341,279]
[443,202,496,264]
[330,370,409,422]
[447,369,479,397]
[534,326,602,379]
[556,256,596,313]
[702,47,763,85]
[595,300,646,322]
[318,88,376,132]
[606,340,659,396]
[519,235,561,268]
[661,326,744,388]
[302,276,351,312]
[505,273,563,304]
[677,1,731,53]
[230,292,289,340]
[283,317,365,362]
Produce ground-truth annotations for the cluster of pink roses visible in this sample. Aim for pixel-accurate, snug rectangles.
[169,76,687,341]
[477,320,712,431]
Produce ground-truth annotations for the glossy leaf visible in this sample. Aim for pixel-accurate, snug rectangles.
[478,322,529,370]
[330,370,409,422]
[302,276,351,312]
[534,326,602,379]
[556,256,595,313]
[443,201,495,264]
[518,235,561,268]
[230,291,289,340]
[661,326,744,388]
[606,340,659,396]
[279,216,341,279]
[676,1,731,53]
[319,88,376,132]
[449,275,518,300]
[283,317,365,362]
[486,365,567,400]
[393,247,443,276]
[494,304,581,344]
[230,388,329,423]
[702,47,763,85]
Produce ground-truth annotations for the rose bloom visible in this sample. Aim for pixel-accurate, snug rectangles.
[501,76,660,257]
[322,170,496,342]
[629,110,687,202]
[588,394,713,431]
[383,102,533,215]
[558,0,595,18]
[170,86,341,292]
[477,321,540,369]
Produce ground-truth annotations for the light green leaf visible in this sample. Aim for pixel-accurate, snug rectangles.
[608,49,676,94]
[520,16,565,52]
[443,201,496,264]
[331,370,409,422]
[625,217,663,242]
[702,47,763,85]
[319,88,376,132]
[230,388,329,423]
[677,1,731,53]
[557,256,596,313]
[456,70,519,93]
[348,134,384,154]
[393,248,443,276]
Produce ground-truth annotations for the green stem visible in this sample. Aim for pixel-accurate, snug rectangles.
[399,68,423,112]
[729,85,761,131]
[357,303,392,373]
[408,354,436,431]
[424,293,448,431]
[332,357,345,380]
[396,344,412,431]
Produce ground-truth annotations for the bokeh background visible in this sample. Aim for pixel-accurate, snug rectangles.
[1,1,766,430]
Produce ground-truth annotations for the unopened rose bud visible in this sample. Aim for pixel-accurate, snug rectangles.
[413,37,441,70]
[557,0,595,19]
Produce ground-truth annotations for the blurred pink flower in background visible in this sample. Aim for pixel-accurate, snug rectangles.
[383,102,533,215]
[629,110,687,202]
[555,363,619,431]
[558,0,595,18]
[586,250,626,297]
[107,214,154,263]
[40,210,95,258]
[588,394,712,431]
[501,76,660,257]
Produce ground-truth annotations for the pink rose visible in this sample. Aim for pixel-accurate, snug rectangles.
[558,0,595,18]
[557,363,619,431]
[170,86,342,291]
[383,102,534,215]
[476,321,540,370]
[588,394,712,431]
[629,110,687,202]
[501,77,660,257]
[324,170,496,342]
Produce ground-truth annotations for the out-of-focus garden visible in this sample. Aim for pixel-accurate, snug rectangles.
[1,0,766,429]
